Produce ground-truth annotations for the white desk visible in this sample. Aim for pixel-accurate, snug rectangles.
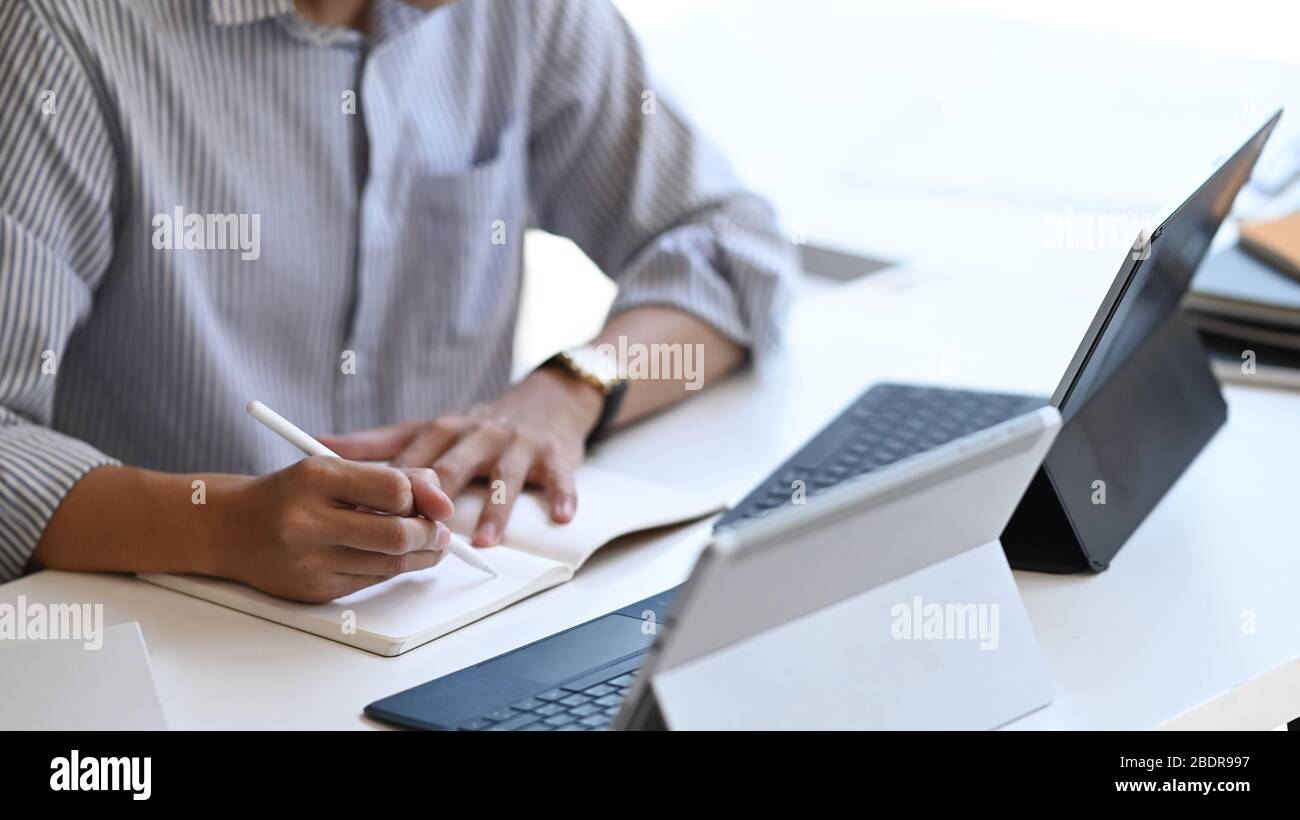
[3,263,1298,730]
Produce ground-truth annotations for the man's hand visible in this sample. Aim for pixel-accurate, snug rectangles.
[34,458,457,605]
[219,458,455,603]
[320,368,603,547]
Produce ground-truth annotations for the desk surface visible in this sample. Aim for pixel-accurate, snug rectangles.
[3,263,1298,730]
[626,0,1300,281]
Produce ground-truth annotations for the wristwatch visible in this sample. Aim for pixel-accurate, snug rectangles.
[542,345,628,443]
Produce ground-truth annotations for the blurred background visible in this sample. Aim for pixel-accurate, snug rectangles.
[516,0,1300,373]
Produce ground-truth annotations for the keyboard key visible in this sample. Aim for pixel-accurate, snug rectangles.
[556,724,585,731]
[458,719,493,731]
[777,469,805,485]
[570,703,601,718]
[536,689,567,702]
[543,713,577,727]
[520,722,552,731]
[534,703,564,717]
[559,693,592,707]
[716,384,1050,528]
[487,713,542,731]
[512,698,544,711]
[609,673,636,687]
[583,684,615,697]
[602,707,621,717]
[579,714,611,728]
[593,694,623,708]
[484,708,519,722]
[558,657,645,693]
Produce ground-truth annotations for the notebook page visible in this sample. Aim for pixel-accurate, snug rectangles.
[140,545,569,656]
[447,464,724,569]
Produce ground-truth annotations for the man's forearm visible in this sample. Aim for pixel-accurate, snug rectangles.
[591,306,745,426]
[30,466,240,577]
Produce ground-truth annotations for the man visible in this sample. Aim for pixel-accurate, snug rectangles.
[0,0,793,602]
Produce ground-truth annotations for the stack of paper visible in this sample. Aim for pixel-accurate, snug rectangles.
[1185,244,1300,389]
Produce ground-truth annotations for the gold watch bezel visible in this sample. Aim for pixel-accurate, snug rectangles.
[556,346,622,396]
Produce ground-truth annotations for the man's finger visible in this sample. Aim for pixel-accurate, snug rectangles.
[474,443,531,546]
[312,505,438,554]
[318,421,423,461]
[295,456,415,516]
[433,426,512,498]
[533,455,578,523]
[401,467,455,522]
[326,544,446,576]
[391,421,464,470]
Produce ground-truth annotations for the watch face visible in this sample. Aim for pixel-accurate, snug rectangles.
[568,346,621,386]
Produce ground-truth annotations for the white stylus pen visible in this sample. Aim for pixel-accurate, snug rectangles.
[246,400,497,578]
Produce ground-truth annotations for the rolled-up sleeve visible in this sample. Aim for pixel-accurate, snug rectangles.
[525,0,796,358]
[0,3,119,580]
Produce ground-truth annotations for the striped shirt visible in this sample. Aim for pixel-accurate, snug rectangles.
[0,0,794,581]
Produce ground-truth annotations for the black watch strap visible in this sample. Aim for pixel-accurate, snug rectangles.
[586,379,627,445]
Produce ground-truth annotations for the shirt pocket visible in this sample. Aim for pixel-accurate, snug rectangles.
[412,118,527,349]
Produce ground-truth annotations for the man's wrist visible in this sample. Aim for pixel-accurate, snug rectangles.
[191,473,251,579]
[34,466,245,579]
[528,365,605,437]
[139,469,250,579]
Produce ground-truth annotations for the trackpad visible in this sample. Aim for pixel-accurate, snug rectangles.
[490,614,654,686]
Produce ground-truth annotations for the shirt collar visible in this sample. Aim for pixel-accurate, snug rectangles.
[208,0,296,26]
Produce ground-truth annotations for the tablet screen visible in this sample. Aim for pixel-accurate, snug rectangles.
[1051,111,1280,421]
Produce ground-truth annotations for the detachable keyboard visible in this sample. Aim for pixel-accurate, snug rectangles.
[714,383,1047,529]
[461,663,640,731]
[364,588,677,732]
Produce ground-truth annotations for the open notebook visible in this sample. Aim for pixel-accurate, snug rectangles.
[140,465,723,656]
